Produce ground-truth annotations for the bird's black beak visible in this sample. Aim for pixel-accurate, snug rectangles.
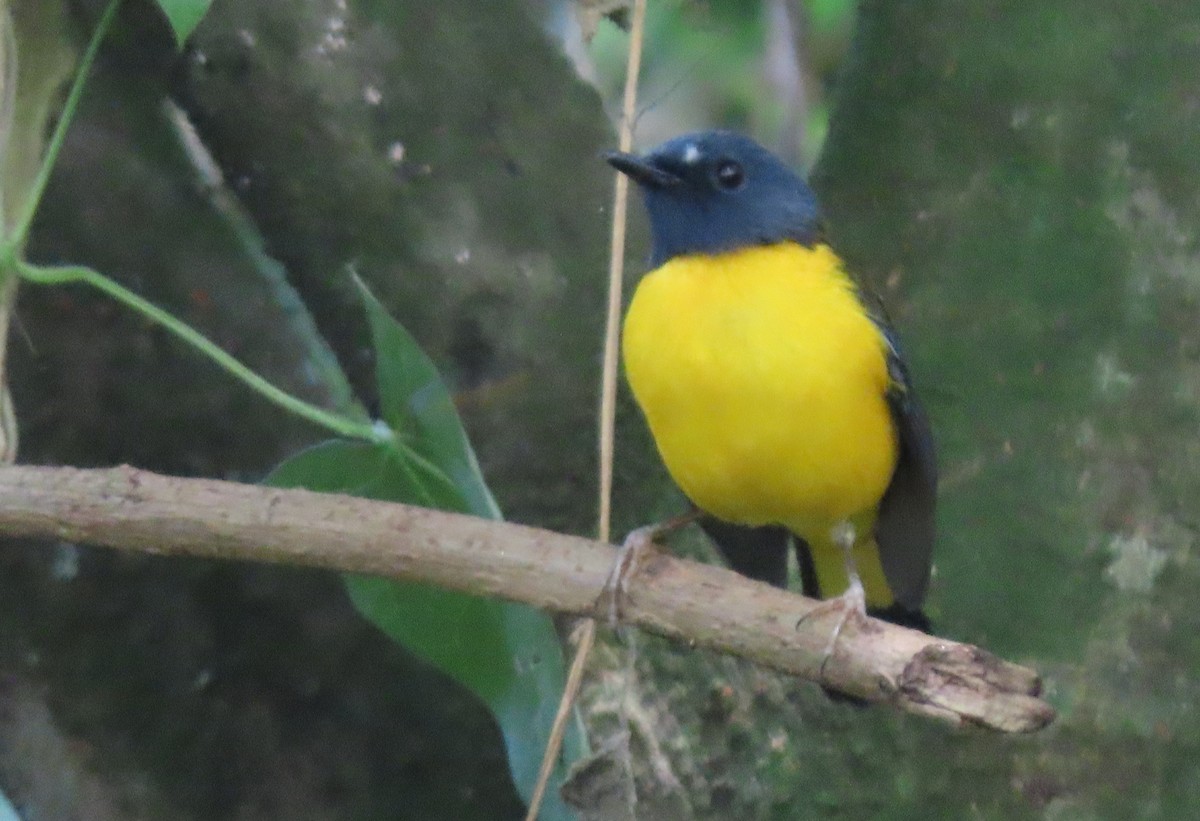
[603,150,681,189]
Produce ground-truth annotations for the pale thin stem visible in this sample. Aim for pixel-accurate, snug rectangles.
[597,0,649,548]
[525,2,651,818]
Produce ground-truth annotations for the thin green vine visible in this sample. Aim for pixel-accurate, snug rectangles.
[17,261,388,443]
[2,0,392,448]
[6,0,120,251]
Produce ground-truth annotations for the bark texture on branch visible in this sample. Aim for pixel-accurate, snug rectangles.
[0,465,1053,732]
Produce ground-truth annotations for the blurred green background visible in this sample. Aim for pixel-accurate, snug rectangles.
[3,0,1200,818]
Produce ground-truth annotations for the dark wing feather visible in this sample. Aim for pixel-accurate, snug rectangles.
[873,319,937,613]
[699,516,792,588]
[792,537,820,598]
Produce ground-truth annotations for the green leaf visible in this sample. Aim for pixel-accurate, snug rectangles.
[267,278,590,818]
[353,274,501,520]
[154,0,213,47]
[266,441,584,819]
[350,279,585,815]
[265,440,516,691]
[0,785,19,821]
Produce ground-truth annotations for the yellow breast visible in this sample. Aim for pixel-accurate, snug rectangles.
[622,242,897,541]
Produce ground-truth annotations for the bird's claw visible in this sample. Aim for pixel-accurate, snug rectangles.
[603,524,659,627]
[602,512,699,627]
[794,577,868,682]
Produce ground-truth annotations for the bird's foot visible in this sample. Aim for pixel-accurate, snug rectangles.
[603,512,698,627]
[794,574,868,666]
[604,524,657,627]
[815,574,867,678]
[795,520,869,680]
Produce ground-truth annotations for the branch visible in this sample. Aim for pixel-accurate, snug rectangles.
[0,465,1053,732]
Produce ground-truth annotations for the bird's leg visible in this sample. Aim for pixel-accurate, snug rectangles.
[795,520,868,677]
[818,521,867,664]
[604,510,700,626]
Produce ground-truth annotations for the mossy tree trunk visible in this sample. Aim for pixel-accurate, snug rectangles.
[3,0,1198,818]
[809,0,1200,815]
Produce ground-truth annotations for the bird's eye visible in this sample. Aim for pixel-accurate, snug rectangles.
[715,160,745,190]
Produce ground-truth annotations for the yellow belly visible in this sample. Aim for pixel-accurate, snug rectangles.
[622,242,897,543]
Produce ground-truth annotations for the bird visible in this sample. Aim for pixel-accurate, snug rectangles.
[604,130,936,632]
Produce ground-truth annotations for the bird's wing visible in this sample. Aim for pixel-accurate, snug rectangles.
[873,318,937,612]
[698,516,794,589]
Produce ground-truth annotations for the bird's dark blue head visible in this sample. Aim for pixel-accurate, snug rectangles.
[604,131,823,266]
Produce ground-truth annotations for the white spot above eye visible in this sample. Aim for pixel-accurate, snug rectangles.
[682,143,701,164]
